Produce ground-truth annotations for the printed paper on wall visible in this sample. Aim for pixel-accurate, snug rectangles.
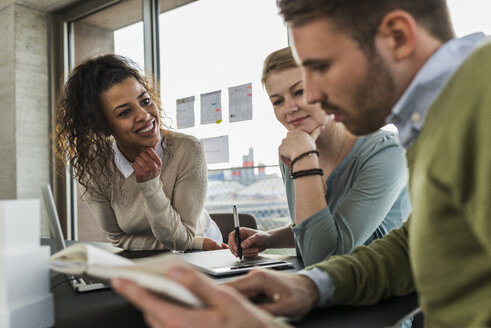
[200,90,222,125]
[176,96,195,129]
[200,135,229,164]
[229,82,253,123]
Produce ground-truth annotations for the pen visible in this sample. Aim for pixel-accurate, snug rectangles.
[233,205,242,260]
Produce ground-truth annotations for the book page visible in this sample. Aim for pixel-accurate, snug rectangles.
[49,243,203,308]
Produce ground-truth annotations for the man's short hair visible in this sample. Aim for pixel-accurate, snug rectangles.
[277,0,455,52]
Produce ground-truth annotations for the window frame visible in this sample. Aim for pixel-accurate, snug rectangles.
[48,0,163,239]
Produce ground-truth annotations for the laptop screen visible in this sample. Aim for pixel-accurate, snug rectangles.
[41,184,67,252]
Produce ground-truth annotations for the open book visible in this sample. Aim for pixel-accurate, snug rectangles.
[50,243,202,308]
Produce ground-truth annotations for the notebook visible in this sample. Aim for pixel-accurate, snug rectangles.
[179,249,295,277]
[41,184,110,292]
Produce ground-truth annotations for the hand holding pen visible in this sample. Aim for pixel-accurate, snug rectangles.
[233,205,242,260]
[228,208,270,258]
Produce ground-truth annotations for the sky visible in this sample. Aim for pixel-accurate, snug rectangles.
[114,0,491,170]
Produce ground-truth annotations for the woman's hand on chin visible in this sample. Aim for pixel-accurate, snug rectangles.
[133,147,162,183]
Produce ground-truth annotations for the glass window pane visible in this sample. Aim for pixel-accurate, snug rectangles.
[159,0,293,254]
[447,0,491,36]
[71,0,143,66]
[160,0,287,168]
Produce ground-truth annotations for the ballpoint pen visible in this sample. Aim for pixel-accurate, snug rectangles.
[233,205,243,261]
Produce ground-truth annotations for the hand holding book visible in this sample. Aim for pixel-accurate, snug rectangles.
[49,243,202,308]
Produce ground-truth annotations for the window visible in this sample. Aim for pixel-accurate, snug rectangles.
[55,0,293,249]
[71,0,144,67]
[159,0,292,245]
[447,0,491,36]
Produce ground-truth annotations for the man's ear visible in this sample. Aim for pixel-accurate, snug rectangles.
[377,10,417,61]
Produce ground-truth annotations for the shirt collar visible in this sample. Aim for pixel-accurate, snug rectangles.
[386,32,488,149]
[112,135,165,179]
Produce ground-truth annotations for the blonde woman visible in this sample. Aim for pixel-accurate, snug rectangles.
[229,47,410,265]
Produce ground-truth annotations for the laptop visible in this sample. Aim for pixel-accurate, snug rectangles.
[41,184,110,292]
[179,249,295,277]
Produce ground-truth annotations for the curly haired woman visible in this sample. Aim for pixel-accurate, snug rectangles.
[54,54,224,251]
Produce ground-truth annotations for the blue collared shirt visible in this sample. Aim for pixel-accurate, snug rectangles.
[301,32,489,306]
[386,32,488,149]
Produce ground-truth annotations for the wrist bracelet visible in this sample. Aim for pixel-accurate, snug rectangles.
[290,168,324,179]
[289,150,319,176]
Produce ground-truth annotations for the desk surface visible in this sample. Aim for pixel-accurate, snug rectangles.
[44,239,419,328]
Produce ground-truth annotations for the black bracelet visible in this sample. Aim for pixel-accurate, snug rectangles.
[290,168,324,179]
[289,150,319,176]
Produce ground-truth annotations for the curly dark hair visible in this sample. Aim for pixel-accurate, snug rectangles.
[54,54,169,195]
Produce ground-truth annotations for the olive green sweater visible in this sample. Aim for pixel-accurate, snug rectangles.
[311,43,491,326]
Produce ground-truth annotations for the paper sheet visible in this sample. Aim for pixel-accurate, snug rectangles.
[229,82,253,123]
[200,90,222,125]
[176,96,195,129]
[200,135,229,164]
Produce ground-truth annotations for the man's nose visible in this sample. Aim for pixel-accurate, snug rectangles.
[304,71,325,105]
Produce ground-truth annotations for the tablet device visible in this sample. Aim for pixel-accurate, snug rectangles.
[179,249,295,277]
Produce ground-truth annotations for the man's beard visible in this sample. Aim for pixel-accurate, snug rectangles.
[320,51,396,136]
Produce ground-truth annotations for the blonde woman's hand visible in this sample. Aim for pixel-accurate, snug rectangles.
[133,146,162,183]
[278,125,324,165]
[228,228,269,258]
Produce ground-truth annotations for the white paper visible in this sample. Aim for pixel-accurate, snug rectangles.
[200,136,229,164]
[229,82,253,122]
[200,90,222,125]
[176,96,195,129]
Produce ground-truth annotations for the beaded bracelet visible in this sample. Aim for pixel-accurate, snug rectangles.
[289,150,320,176]
[290,168,324,179]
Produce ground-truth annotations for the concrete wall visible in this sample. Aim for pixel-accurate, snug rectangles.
[0,3,51,237]
[0,0,120,242]
[0,5,16,200]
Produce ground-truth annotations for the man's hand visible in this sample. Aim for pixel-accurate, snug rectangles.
[225,269,320,317]
[112,265,278,328]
